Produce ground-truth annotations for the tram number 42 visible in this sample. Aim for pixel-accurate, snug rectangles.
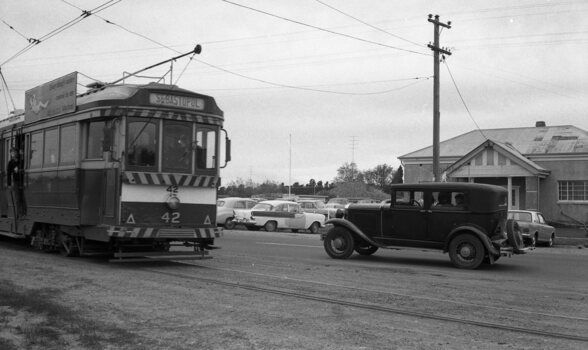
[162,185,181,223]
[161,212,181,224]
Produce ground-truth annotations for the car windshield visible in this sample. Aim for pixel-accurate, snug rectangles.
[252,203,273,211]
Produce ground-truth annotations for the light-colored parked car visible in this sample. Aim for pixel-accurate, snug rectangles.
[508,210,556,247]
[233,200,325,233]
[298,199,330,218]
[216,197,257,229]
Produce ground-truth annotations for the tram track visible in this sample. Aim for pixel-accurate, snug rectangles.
[146,266,588,343]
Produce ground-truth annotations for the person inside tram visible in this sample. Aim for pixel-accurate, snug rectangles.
[6,148,25,217]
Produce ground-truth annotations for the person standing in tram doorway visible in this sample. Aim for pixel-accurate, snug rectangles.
[7,148,25,217]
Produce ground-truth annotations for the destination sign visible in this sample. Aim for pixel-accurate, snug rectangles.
[149,93,204,110]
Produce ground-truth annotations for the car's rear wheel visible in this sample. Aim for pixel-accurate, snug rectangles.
[355,243,378,256]
[448,234,485,269]
[323,227,354,259]
[224,218,236,230]
[506,219,524,253]
[309,222,320,234]
[264,221,277,232]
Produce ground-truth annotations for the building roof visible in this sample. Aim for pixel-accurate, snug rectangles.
[399,125,588,159]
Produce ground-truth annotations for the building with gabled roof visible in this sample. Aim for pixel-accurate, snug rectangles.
[399,122,588,226]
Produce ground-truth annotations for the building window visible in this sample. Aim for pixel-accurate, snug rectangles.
[558,181,588,201]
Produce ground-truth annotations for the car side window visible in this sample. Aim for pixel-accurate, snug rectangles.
[246,201,256,209]
[233,201,245,209]
[393,190,424,208]
[432,191,466,210]
[537,214,546,224]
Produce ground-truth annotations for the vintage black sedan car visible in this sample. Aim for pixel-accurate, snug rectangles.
[322,183,528,269]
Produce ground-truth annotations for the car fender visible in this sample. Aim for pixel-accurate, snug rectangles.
[324,218,382,247]
[444,225,500,256]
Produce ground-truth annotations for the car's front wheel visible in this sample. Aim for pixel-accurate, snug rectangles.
[545,233,555,247]
[323,227,354,259]
[448,233,485,269]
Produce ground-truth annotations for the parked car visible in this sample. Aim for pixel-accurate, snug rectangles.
[325,202,346,219]
[322,183,529,269]
[233,200,325,233]
[216,197,257,229]
[327,197,349,206]
[508,210,556,247]
[298,199,330,218]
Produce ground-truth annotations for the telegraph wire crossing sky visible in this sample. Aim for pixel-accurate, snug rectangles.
[0,0,587,185]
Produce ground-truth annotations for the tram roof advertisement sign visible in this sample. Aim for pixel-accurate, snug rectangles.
[25,72,77,122]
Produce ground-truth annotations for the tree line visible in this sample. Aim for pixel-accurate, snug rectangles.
[218,163,403,200]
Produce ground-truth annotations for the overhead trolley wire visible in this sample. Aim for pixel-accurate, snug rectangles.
[0,68,17,112]
[1,0,121,66]
[60,1,430,96]
[221,0,430,56]
[314,0,425,48]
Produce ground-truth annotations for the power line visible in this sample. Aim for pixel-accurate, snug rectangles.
[221,0,430,56]
[443,59,487,140]
[195,57,428,95]
[55,3,431,96]
[314,0,424,48]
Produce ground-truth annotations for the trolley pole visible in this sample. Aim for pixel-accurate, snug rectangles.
[427,14,451,182]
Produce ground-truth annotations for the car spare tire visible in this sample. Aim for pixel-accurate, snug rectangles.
[506,219,524,253]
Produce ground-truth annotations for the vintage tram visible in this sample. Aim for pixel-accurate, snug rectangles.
[0,71,230,261]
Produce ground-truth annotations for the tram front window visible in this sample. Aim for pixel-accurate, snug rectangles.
[127,119,157,168]
[163,121,192,173]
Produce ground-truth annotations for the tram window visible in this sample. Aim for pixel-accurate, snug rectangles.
[127,119,157,168]
[60,124,76,165]
[86,121,106,159]
[196,129,216,170]
[163,121,192,173]
[44,128,59,167]
[30,131,43,169]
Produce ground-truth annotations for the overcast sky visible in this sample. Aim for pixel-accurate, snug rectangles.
[1,0,587,185]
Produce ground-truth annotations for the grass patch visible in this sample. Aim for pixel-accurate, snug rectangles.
[0,279,140,349]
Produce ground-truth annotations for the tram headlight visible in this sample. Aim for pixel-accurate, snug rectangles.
[167,196,181,210]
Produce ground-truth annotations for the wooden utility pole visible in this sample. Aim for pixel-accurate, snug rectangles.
[427,14,451,182]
